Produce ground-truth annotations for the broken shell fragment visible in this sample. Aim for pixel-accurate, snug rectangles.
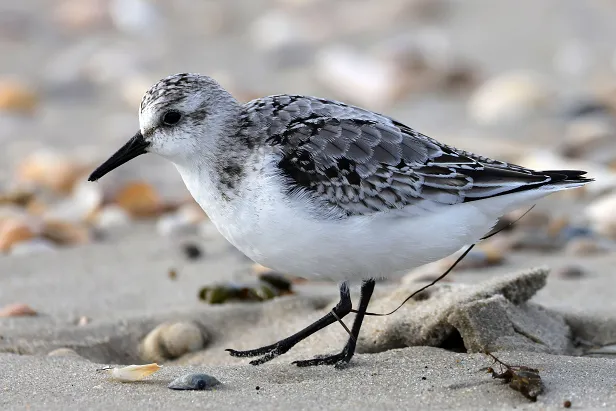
[16,150,86,194]
[168,373,221,391]
[98,363,161,382]
[41,220,91,246]
[0,80,38,114]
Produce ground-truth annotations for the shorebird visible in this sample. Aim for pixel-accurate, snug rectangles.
[89,73,592,368]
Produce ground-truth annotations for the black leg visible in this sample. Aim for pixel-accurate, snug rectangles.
[226,282,352,365]
[293,278,376,368]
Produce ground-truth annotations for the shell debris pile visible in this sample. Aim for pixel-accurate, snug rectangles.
[0,147,209,256]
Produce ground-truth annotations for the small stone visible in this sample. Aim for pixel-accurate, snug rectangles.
[0,219,36,252]
[553,265,586,280]
[468,71,551,125]
[564,400,572,408]
[0,303,37,317]
[140,321,208,363]
[564,237,611,255]
[508,230,565,252]
[41,220,91,246]
[0,79,38,114]
[182,243,203,260]
[114,181,161,218]
[168,373,221,390]
[77,316,90,326]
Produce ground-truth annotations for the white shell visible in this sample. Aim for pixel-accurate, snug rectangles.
[100,363,161,382]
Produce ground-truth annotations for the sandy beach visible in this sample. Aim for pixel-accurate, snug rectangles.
[2,1,616,409]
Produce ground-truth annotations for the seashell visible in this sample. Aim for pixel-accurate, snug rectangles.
[44,179,103,223]
[108,0,162,36]
[168,373,221,391]
[114,181,162,218]
[0,190,35,207]
[10,238,57,256]
[0,79,38,114]
[468,71,551,125]
[53,0,108,31]
[585,192,616,238]
[0,303,37,317]
[0,219,36,252]
[47,348,85,359]
[315,45,412,109]
[156,212,198,237]
[91,205,131,229]
[16,150,86,194]
[41,220,91,246]
[98,363,161,382]
[140,321,208,363]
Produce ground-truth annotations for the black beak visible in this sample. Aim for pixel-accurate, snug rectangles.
[88,131,150,182]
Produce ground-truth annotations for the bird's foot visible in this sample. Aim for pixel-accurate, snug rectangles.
[292,349,353,369]
[226,342,291,366]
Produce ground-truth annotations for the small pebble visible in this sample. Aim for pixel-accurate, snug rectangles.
[140,321,208,363]
[554,265,586,280]
[168,373,221,391]
[168,268,177,280]
[77,316,90,326]
[564,400,572,408]
[182,243,203,260]
[0,303,37,317]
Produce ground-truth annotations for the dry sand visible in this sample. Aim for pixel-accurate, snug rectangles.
[2,1,616,410]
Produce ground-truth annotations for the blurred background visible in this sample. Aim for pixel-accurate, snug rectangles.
[1,0,616,258]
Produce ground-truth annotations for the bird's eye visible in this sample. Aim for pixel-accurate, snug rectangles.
[161,111,182,126]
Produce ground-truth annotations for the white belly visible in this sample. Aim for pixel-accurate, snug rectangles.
[177,162,550,282]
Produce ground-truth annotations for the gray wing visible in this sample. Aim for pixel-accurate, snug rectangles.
[244,95,588,217]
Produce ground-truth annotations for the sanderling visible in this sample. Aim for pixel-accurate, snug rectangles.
[89,73,593,368]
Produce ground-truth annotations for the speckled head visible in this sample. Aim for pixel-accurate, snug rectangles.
[88,73,241,182]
